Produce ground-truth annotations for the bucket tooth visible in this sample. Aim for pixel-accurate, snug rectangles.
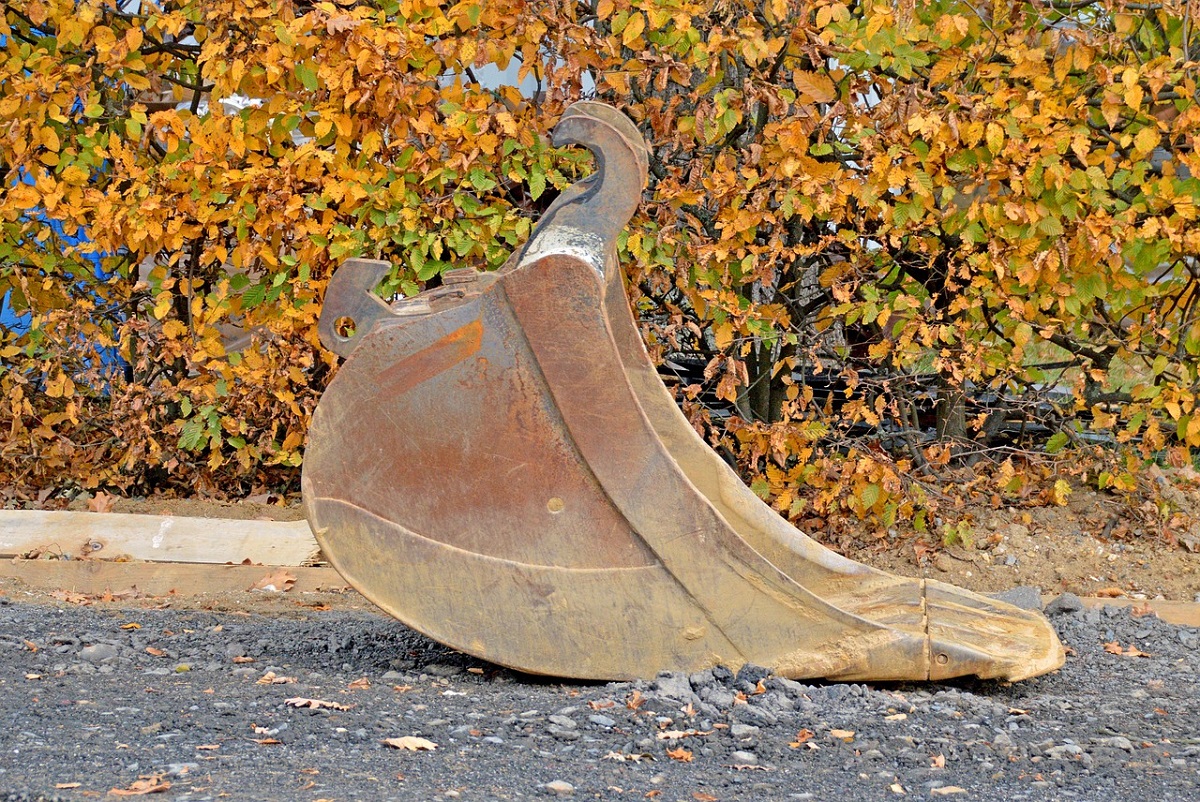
[303,102,1065,683]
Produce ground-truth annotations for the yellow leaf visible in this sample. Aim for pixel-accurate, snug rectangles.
[382,736,437,751]
[622,12,645,46]
[1133,125,1159,156]
[793,70,836,104]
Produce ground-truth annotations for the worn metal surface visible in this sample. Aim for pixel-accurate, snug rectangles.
[302,101,1065,682]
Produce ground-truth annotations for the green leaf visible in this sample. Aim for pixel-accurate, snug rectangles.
[1045,432,1069,453]
[295,62,319,91]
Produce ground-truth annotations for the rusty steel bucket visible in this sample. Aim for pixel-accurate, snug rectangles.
[302,102,1064,682]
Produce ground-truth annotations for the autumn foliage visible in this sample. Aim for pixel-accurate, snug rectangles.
[1,1,1198,541]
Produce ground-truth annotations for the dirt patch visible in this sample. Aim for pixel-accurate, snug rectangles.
[846,484,1200,602]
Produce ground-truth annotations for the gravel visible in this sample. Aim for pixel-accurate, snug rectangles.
[0,593,1197,800]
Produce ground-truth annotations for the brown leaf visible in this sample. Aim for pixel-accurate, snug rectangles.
[120,623,141,630]
[625,690,645,710]
[285,697,351,711]
[588,699,615,710]
[55,782,82,789]
[666,746,693,762]
[656,729,713,740]
[88,491,115,513]
[830,728,855,742]
[347,676,370,690]
[1094,587,1126,598]
[250,570,296,593]
[930,788,967,797]
[22,640,37,653]
[931,753,946,768]
[107,775,170,796]
[145,647,165,657]
[693,793,718,802]
[251,738,281,745]
[1130,601,1156,618]
[231,656,255,664]
[1104,641,1151,658]
[256,671,297,685]
[382,736,437,751]
[788,728,815,748]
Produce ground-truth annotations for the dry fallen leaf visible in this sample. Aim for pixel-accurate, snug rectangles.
[196,744,219,751]
[382,736,438,751]
[55,782,81,789]
[885,713,908,721]
[88,491,115,513]
[285,697,351,711]
[1104,641,1151,658]
[250,570,296,593]
[144,647,165,657]
[930,787,967,797]
[1130,601,1156,618]
[589,699,615,710]
[656,729,713,741]
[256,671,297,685]
[890,783,906,795]
[1094,587,1126,598]
[788,728,815,748]
[231,656,255,664]
[931,753,946,768]
[108,775,170,796]
[625,690,645,710]
[665,746,693,762]
[251,738,281,745]
[347,676,370,690]
[693,793,718,802]
[830,728,855,742]
[603,751,651,763]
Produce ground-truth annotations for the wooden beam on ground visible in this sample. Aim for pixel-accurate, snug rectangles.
[0,510,320,566]
[0,559,345,597]
[1064,596,1200,629]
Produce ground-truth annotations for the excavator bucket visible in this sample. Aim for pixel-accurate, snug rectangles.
[302,102,1064,683]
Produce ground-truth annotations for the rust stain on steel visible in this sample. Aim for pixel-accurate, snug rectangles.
[374,318,483,397]
[303,101,1065,683]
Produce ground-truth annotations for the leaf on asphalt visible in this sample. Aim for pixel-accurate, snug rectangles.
[830,728,855,742]
[55,783,81,789]
[588,699,615,710]
[22,640,38,653]
[603,751,652,763]
[788,728,815,748]
[231,656,255,664]
[257,671,297,684]
[1103,641,1151,658]
[931,753,946,768]
[120,623,141,630]
[145,647,165,657]
[625,690,645,710]
[251,738,281,745]
[25,673,42,680]
[286,697,350,711]
[107,775,171,795]
[885,713,908,721]
[693,793,718,802]
[347,676,370,690]
[250,569,296,593]
[656,729,713,740]
[930,787,966,797]
[382,736,438,751]
[665,746,693,762]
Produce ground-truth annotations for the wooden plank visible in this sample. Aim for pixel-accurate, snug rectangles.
[0,559,345,597]
[0,510,320,566]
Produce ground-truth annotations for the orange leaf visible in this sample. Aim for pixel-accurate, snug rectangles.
[108,775,171,796]
[666,746,693,762]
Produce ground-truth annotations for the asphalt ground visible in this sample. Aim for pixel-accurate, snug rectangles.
[0,592,1197,801]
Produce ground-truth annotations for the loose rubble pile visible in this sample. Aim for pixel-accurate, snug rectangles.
[0,591,1196,800]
